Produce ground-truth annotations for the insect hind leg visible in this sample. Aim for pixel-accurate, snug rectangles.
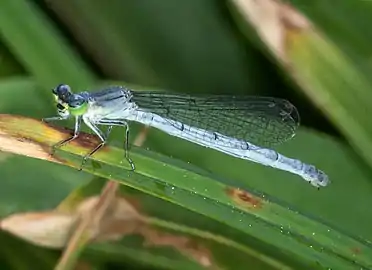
[98,119,135,170]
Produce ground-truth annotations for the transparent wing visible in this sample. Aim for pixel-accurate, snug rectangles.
[131,91,300,148]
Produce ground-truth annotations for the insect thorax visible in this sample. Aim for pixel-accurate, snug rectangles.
[84,86,138,121]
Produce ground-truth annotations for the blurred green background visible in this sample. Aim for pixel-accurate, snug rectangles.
[0,0,372,269]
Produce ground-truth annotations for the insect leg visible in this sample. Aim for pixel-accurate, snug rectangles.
[42,116,67,122]
[98,119,135,170]
[51,116,82,155]
[80,117,108,170]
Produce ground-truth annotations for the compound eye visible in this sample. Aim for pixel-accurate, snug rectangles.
[52,84,69,94]
[52,84,72,102]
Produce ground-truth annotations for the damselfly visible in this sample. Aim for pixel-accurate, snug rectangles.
[43,84,329,188]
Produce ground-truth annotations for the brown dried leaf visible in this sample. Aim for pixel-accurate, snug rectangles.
[141,228,217,269]
[0,212,75,248]
[1,196,220,269]
[0,129,58,163]
[232,0,311,63]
